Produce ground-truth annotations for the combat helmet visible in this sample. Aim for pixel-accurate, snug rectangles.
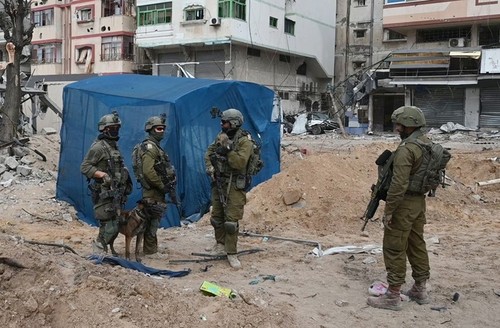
[221,108,244,129]
[391,106,426,127]
[98,111,121,132]
[145,114,166,132]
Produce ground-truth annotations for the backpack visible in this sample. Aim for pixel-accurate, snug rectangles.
[131,142,150,189]
[243,131,264,176]
[407,140,451,195]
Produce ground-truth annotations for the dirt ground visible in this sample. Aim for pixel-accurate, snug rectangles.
[1,131,499,328]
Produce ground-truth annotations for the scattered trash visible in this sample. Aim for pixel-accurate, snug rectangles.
[312,244,382,257]
[200,281,236,299]
[431,306,448,312]
[368,281,388,296]
[200,314,207,321]
[452,292,460,303]
[493,289,500,297]
[425,236,440,244]
[249,275,277,285]
[335,300,349,307]
[362,256,376,264]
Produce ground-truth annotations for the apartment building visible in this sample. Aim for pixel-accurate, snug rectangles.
[134,0,336,114]
[336,0,500,132]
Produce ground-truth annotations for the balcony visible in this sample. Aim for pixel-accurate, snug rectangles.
[383,0,500,32]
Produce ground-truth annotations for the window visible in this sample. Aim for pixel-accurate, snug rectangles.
[355,0,366,6]
[284,18,295,35]
[101,36,134,61]
[279,54,291,63]
[384,29,406,41]
[355,30,366,38]
[247,47,261,57]
[32,9,54,26]
[352,60,365,69]
[278,91,290,100]
[269,16,278,28]
[102,0,134,17]
[416,26,470,43]
[75,46,93,64]
[218,0,246,20]
[185,6,204,21]
[31,44,62,64]
[76,8,93,22]
[137,2,172,26]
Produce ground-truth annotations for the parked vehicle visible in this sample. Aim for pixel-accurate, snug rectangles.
[305,112,339,135]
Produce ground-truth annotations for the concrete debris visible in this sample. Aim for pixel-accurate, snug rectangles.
[283,189,303,205]
[4,157,19,170]
[41,127,57,135]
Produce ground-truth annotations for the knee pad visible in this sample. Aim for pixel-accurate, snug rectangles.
[210,217,224,229]
[223,221,239,234]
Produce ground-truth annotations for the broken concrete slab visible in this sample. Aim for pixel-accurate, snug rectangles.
[4,156,19,170]
[16,165,33,177]
[41,127,57,135]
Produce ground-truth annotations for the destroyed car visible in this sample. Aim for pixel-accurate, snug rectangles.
[305,112,339,135]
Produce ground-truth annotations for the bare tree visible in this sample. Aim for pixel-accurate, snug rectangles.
[0,0,35,143]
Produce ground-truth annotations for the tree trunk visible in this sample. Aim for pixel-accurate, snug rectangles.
[0,0,30,143]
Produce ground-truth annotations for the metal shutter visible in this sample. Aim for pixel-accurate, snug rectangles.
[480,87,500,128]
[195,50,225,79]
[414,86,465,127]
[157,52,185,76]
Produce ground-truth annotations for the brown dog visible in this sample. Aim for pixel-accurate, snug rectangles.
[108,201,147,262]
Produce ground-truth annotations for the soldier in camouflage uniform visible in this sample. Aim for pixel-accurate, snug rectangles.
[367,106,433,311]
[134,115,177,256]
[204,109,253,269]
[80,112,132,253]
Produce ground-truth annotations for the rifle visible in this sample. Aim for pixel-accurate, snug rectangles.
[361,150,394,231]
[427,169,446,197]
[209,153,227,208]
[153,160,178,204]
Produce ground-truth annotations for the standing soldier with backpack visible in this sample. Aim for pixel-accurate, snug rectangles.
[367,106,450,311]
[132,115,177,258]
[204,109,255,269]
[81,111,132,253]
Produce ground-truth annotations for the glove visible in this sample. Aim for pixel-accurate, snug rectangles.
[382,214,392,230]
[102,174,112,187]
[215,145,231,156]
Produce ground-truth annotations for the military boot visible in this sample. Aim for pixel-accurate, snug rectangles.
[227,254,241,269]
[207,243,226,256]
[367,285,402,311]
[403,281,429,304]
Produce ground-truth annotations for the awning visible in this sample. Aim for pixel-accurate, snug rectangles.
[390,77,477,85]
[449,51,481,59]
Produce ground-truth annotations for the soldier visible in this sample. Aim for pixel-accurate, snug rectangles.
[132,115,177,257]
[81,111,132,253]
[204,109,253,269]
[367,106,433,311]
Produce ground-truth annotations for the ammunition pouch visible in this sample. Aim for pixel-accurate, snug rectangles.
[142,198,167,219]
[235,174,249,191]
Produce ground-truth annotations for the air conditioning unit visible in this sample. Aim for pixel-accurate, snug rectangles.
[449,37,466,48]
[210,17,221,26]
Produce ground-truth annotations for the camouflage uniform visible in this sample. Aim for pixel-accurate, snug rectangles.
[81,137,132,247]
[205,129,253,255]
[383,129,431,286]
[134,115,176,255]
[138,136,175,254]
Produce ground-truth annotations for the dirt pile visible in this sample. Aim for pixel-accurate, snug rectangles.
[1,133,500,328]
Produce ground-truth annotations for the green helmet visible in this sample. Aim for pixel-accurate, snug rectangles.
[145,115,166,132]
[98,111,121,132]
[221,108,243,128]
[391,106,426,127]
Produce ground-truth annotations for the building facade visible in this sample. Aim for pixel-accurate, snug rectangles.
[336,0,500,132]
[135,0,336,114]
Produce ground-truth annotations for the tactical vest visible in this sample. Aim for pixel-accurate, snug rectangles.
[220,129,263,176]
[132,140,175,190]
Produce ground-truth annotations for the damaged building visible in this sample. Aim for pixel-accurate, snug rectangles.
[335,0,500,133]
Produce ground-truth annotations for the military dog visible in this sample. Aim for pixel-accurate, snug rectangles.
[107,201,147,262]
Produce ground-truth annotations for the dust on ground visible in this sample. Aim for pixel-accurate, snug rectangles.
[1,131,499,328]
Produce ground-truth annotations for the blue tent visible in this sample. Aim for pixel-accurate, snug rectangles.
[56,75,280,228]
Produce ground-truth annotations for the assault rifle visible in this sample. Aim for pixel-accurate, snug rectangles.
[427,169,446,197]
[209,153,227,208]
[361,150,394,232]
[154,161,178,205]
